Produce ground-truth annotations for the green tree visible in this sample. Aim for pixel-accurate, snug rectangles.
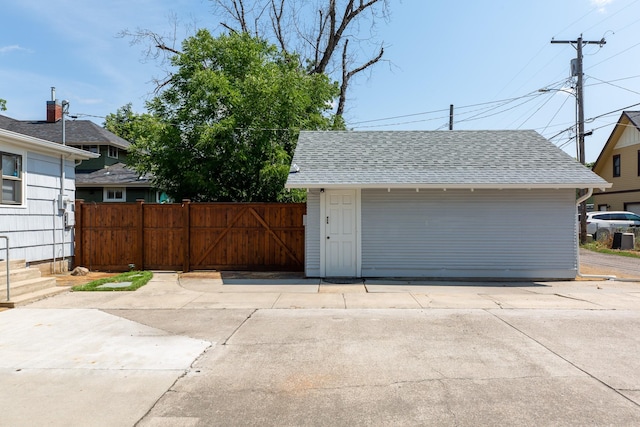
[104,103,162,155]
[128,30,340,202]
[120,0,389,121]
[0,98,6,111]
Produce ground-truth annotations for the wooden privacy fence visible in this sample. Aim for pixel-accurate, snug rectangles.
[74,200,306,272]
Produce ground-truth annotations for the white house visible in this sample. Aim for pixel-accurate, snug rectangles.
[285,130,610,280]
[0,128,98,272]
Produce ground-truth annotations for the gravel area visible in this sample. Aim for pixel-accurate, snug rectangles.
[580,248,640,278]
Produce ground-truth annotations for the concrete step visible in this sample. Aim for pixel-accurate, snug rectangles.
[1,276,58,298]
[0,286,69,308]
[0,267,43,286]
[0,259,27,273]
[0,259,70,308]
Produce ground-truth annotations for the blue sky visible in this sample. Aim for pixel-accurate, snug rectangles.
[2,0,640,162]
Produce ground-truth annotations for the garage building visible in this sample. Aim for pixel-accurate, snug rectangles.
[285,130,610,280]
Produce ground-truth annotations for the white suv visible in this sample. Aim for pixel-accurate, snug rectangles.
[586,211,640,241]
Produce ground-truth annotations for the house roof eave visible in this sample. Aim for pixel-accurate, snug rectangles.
[592,111,640,173]
[0,128,100,160]
[285,182,613,191]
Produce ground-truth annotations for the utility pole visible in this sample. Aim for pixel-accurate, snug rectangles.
[551,35,605,244]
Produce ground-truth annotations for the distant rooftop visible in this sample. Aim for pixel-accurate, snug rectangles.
[75,163,151,187]
[0,114,130,150]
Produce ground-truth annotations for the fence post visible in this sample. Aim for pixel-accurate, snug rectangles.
[137,199,145,271]
[74,200,84,268]
[182,199,191,272]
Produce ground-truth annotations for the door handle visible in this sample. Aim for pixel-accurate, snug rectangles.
[327,236,330,239]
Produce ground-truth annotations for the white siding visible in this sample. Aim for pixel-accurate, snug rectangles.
[360,188,577,279]
[305,190,321,276]
[615,125,640,149]
[0,149,76,264]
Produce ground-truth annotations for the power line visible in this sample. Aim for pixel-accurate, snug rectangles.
[541,92,572,134]
[582,0,639,34]
[585,74,640,96]
[587,40,640,70]
[349,77,574,129]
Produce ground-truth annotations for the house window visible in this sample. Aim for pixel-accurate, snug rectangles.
[108,146,119,159]
[83,145,99,154]
[1,152,22,205]
[613,154,621,177]
[104,187,125,202]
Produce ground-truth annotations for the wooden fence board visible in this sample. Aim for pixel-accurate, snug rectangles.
[74,201,305,272]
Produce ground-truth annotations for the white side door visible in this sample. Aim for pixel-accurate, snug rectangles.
[325,190,357,277]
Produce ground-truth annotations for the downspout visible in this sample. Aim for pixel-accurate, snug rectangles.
[52,200,56,273]
[60,154,66,273]
[576,187,640,282]
[59,100,69,273]
[59,155,66,273]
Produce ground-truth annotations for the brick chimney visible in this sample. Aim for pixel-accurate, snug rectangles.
[46,87,62,122]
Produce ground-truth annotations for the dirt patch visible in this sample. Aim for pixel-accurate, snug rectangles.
[577,265,639,280]
[180,271,222,280]
[220,271,306,280]
[51,272,120,287]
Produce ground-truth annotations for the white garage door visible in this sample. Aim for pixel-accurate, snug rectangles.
[360,188,577,279]
[626,203,640,216]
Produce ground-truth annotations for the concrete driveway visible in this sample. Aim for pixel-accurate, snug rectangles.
[2,268,640,426]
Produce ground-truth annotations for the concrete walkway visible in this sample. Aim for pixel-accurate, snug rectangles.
[2,272,640,426]
[23,270,640,311]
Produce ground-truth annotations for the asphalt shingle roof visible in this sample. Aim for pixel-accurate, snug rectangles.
[0,114,130,149]
[286,130,610,189]
[624,111,640,129]
[75,163,151,187]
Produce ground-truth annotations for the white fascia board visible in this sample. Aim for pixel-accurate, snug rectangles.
[285,182,613,190]
[0,128,100,160]
[76,182,153,188]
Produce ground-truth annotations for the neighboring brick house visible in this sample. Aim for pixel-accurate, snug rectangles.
[0,91,159,202]
[591,111,640,215]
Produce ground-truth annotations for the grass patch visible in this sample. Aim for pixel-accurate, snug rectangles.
[72,271,153,292]
[581,242,640,259]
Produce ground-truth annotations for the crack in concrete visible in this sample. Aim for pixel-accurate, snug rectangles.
[137,308,256,425]
[408,293,423,307]
[221,309,258,346]
[553,293,593,303]
[219,374,574,396]
[135,337,214,426]
[488,311,640,409]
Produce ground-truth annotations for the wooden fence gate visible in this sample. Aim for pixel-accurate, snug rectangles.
[74,201,306,272]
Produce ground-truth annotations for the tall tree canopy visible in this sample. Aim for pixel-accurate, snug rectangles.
[211,0,389,116]
[121,0,389,120]
[104,103,161,148]
[121,30,340,202]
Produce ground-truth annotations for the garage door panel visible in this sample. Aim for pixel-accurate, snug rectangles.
[361,188,576,278]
